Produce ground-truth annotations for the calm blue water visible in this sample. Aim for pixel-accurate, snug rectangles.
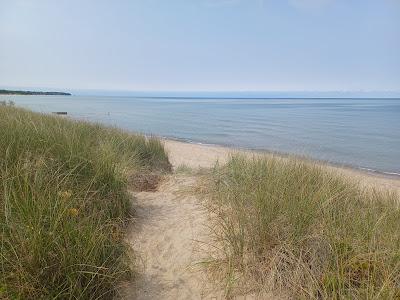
[7,95,400,175]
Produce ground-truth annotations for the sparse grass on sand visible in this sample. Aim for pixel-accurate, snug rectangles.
[0,106,170,299]
[203,155,400,299]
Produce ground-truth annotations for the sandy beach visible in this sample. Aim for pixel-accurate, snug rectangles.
[163,139,400,192]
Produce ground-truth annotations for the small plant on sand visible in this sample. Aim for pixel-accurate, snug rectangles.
[203,155,400,299]
[175,164,194,174]
[0,106,170,299]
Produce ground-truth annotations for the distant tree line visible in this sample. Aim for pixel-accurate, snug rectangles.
[0,89,71,96]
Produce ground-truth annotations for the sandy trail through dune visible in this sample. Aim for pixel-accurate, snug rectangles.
[121,174,222,299]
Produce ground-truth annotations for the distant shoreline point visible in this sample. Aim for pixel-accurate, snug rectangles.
[0,89,71,96]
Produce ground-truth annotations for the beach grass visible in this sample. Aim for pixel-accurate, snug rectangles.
[0,105,170,299]
[203,155,400,299]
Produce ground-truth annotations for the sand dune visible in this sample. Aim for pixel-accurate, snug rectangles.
[122,139,399,299]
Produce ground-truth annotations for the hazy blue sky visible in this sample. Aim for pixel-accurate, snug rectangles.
[0,0,399,92]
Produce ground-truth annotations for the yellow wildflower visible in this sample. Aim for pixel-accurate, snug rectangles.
[58,190,72,200]
[68,208,79,217]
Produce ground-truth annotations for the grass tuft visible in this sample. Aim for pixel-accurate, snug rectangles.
[0,106,170,299]
[203,155,400,299]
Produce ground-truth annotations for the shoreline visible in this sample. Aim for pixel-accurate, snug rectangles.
[160,135,400,178]
[36,110,400,189]
[162,138,400,192]
[10,103,399,179]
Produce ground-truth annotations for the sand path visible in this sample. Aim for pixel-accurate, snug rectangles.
[121,174,222,299]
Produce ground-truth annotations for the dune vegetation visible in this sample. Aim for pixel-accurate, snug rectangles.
[203,155,400,299]
[0,105,170,299]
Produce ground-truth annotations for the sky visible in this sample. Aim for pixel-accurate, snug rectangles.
[0,0,399,93]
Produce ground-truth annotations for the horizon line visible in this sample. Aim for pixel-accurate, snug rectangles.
[1,86,400,94]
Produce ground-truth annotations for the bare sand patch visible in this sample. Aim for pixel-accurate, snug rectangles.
[121,175,224,299]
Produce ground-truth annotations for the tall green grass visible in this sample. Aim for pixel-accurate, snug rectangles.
[204,155,400,299]
[0,106,170,299]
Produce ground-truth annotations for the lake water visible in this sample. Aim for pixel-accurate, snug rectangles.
[7,95,400,175]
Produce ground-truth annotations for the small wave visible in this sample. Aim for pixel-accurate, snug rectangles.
[358,167,400,177]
